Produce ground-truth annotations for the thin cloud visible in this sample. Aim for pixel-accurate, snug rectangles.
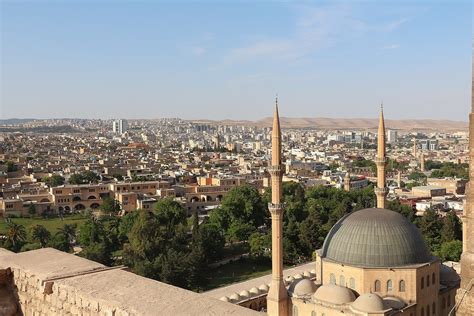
[385,17,410,32]
[191,46,206,56]
[381,44,400,50]
[224,4,366,64]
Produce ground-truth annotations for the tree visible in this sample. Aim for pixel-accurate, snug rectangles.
[199,223,225,262]
[49,232,72,252]
[80,242,113,265]
[100,197,120,215]
[441,211,462,243]
[30,225,51,248]
[28,204,37,216]
[69,174,85,185]
[154,198,187,239]
[210,185,267,234]
[438,240,463,262]
[57,224,77,246]
[249,232,271,259]
[299,207,324,256]
[5,222,27,252]
[43,174,65,187]
[226,220,255,243]
[78,220,104,247]
[5,161,18,172]
[419,209,443,252]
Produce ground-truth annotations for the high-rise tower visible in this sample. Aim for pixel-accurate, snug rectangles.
[375,105,387,209]
[457,43,474,315]
[267,98,288,316]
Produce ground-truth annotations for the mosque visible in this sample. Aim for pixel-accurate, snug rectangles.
[213,100,464,316]
[262,102,462,316]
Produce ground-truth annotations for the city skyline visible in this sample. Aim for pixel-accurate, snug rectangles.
[1,1,472,120]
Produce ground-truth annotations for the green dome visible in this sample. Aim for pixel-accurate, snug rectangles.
[321,208,432,267]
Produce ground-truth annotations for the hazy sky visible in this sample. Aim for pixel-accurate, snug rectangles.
[1,0,472,120]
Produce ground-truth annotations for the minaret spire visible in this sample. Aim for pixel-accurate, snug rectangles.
[267,97,288,316]
[375,104,387,209]
[457,40,474,314]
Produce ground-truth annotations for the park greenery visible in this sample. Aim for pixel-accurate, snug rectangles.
[0,183,464,291]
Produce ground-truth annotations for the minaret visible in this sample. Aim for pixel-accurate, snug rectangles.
[397,170,402,188]
[420,152,425,172]
[267,97,288,316]
[413,138,417,158]
[457,43,474,315]
[344,171,351,191]
[375,105,387,209]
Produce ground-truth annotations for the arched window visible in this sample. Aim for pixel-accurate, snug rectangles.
[427,275,430,286]
[427,304,430,316]
[387,279,393,291]
[399,280,406,292]
[448,295,451,307]
[432,303,436,315]
[421,307,424,316]
[432,272,436,285]
[375,280,381,292]
[292,305,298,316]
[339,275,345,287]
[421,277,424,289]
[349,277,355,289]
[330,273,336,285]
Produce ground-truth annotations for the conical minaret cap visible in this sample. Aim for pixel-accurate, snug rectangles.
[272,97,281,166]
[377,104,386,159]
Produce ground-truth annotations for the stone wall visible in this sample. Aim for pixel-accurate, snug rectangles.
[0,248,261,316]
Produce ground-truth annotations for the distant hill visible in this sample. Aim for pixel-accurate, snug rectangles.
[191,117,468,132]
[0,118,37,126]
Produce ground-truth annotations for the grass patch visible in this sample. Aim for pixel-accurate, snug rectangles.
[0,214,88,236]
[203,257,271,291]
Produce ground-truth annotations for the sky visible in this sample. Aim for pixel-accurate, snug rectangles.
[1,0,472,121]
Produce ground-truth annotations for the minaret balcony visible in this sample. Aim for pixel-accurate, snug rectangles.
[374,158,386,164]
[267,165,282,173]
[268,202,285,210]
[374,187,388,194]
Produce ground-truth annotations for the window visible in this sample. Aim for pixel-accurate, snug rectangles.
[448,295,451,307]
[375,280,381,292]
[329,274,336,285]
[442,297,446,309]
[387,279,393,291]
[399,280,406,292]
[432,272,436,285]
[421,307,424,316]
[349,278,355,289]
[432,303,436,315]
[427,304,430,316]
[292,306,298,316]
[427,275,430,286]
[339,275,345,287]
[421,277,424,289]
[311,312,316,316]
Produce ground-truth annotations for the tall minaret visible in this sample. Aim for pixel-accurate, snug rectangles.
[457,42,474,315]
[267,97,288,316]
[413,138,417,157]
[375,105,387,209]
[420,151,425,172]
[344,171,351,192]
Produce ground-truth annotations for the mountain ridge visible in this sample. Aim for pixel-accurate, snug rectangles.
[190,117,468,131]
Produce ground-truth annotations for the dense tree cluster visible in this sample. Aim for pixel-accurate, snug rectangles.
[428,161,469,179]
[1,183,465,291]
[42,174,65,187]
[68,171,100,185]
